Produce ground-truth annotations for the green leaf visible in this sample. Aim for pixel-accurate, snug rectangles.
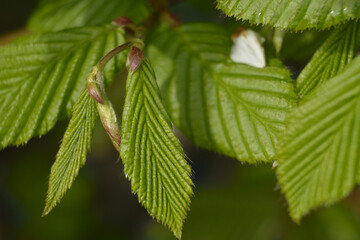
[297,21,359,97]
[277,56,360,221]
[146,23,297,163]
[216,0,360,31]
[121,60,193,239]
[28,0,150,32]
[0,25,127,149]
[43,89,96,215]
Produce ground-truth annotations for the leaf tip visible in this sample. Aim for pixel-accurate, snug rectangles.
[42,202,53,217]
[174,225,185,240]
[291,213,302,224]
[174,231,182,240]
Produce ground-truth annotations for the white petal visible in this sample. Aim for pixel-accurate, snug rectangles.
[230,29,266,68]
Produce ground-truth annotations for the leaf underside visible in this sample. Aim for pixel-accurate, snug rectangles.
[297,21,359,97]
[217,0,360,31]
[44,90,96,215]
[146,23,297,163]
[121,60,193,239]
[29,0,150,32]
[277,56,360,221]
[0,25,126,149]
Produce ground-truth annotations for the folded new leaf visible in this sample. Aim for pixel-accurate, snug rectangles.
[121,59,193,239]
[43,90,96,215]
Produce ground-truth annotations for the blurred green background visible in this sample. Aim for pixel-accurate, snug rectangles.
[1,0,360,239]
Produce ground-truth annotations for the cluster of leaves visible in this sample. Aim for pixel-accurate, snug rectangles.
[0,0,360,238]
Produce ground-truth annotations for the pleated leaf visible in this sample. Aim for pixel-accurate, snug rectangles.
[44,89,96,215]
[0,25,127,149]
[217,0,360,31]
[297,21,359,97]
[29,0,150,32]
[146,23,297,163]
[277,56,360,221]
[121,60,193,239]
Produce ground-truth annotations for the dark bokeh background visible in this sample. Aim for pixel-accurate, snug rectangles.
[1,1,360,240]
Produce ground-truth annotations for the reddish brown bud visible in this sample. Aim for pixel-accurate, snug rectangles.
[112,17,134,27]
[129,46,143,72]
[87,83,104,104]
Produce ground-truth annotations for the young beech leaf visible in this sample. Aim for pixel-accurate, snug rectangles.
[216,0,360,31]
[297,21,359,97]
[277,56,360,221]
[0,25,127,150]
[43,89,96,216]
[146,23,297,163]
[29,0,150,32]
[121,60,193,239]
